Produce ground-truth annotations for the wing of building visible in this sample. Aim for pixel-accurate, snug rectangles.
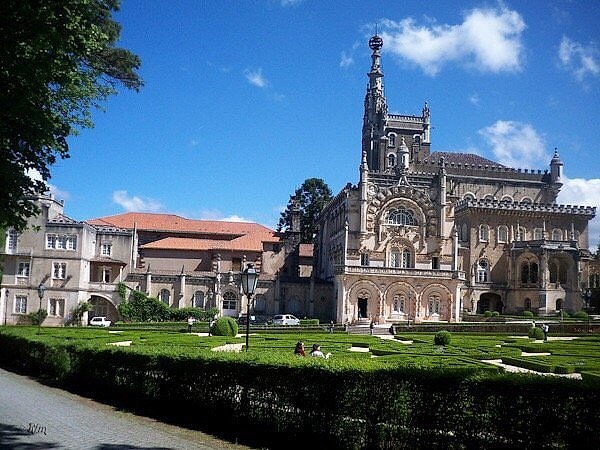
[1,199,330,325]
[313,34,597,324]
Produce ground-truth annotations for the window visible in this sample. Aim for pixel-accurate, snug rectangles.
[53,262,67,279]
[520,260,539,284]
[497,226,508,243]
[15,295,27,314]
[524,298,531,310]
[516,226,526,241]
[477,259,489,283]
[360,253,370,266]
[392,295,405,313]
[17,262,30,277]
[390,247,411,268]
[194,291,205,308]
[432,257,440,270]
[49,298,64,317]
[160,289,170,305]
[460,223,468,243]
[387,153,396,167]
[7,229,18,253]
[428,295,441,316]
[46,234,77,250]
[223,291,237,310]
[390,248,401,268]
[387,206,416,226]
[232,258,242,272]
[402,249,411,268]
[101,243,112,256]
[388,134,396,147]
[552,229,563,241]
[533,228,543,240]
[479,224,489,242]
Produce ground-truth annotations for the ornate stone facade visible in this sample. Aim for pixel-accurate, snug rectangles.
[314,35,596,324]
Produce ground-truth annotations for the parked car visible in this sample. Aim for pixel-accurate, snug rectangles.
[89,316,111,327]
[237,314,255,326]
[272,314,300,326]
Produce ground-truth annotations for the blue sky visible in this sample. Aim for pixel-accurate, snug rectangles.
[48,1,599,248]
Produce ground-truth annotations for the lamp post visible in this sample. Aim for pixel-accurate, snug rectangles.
[407,291,412,328]
[584,288,592,310]
[240,263,259,352]
[37,283,46,335]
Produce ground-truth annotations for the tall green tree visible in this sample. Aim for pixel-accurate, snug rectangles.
[0,0,143,231]
[277,178,332,243]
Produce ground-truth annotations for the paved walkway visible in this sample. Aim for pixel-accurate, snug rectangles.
[0,368,252,449]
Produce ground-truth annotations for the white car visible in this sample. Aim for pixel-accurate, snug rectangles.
[89,316,111,327]
[272,314,300,326]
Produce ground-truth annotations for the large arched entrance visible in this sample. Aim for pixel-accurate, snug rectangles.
[89,295,118,323]
[477,292,503,314]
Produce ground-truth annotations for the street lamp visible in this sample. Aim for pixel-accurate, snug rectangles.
[407,291,412,328]
[240,263,259,352]
[37,283,46,334]
[584,288,592,310]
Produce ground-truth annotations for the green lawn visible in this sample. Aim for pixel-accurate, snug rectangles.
[3,326,600,375]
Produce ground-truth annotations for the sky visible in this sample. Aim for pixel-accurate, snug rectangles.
[48,0,600,249]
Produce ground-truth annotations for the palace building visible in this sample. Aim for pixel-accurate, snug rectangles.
[1,35,596,327]
[313,35,596,324]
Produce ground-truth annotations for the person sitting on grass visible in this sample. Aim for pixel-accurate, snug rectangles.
[310,343,331,359]
[294,341,305,356]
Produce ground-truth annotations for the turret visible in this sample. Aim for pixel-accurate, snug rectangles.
[550,148,563,185]
[399,137,410,171]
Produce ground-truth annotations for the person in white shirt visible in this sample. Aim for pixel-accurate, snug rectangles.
[309,343,331,359]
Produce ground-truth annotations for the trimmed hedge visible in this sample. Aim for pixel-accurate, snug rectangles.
[211,317,238,336]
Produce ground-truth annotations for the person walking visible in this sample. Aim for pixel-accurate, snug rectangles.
[369,320,374,335]
[329,321,334,334]
[543,323,549,341]
[187,316,195,333]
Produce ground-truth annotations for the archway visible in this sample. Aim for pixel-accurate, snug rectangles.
[89,295,118,323]
[477,292,502,314]
[358,298,368,320]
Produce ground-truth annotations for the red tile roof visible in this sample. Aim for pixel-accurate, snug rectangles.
[141,233,278,252]
[88,212,275,235]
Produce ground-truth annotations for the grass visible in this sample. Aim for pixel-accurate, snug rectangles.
[3,326,600,375]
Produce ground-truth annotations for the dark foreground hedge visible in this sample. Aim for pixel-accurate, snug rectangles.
[0,332,599,449]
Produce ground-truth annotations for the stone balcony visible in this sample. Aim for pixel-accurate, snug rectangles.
[336,265,466,280]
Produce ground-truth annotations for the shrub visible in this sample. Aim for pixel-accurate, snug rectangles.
[522,310,534,318]
[572,311,589,320]
[491,311,500,317]
[211,317,238,336]
[27,309,48,325]
[528,326,544,340]
[484,310,493,317]
[434,330,451,346]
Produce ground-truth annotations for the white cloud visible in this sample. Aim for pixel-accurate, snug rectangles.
[112,190,163,212]
[558,36,600,81]
[197,209,251,222]
[379,6,525,75]
[281,0,302,6]
[244,68,269,88]
[469,92,480,105]
[479,120,548,168]
[339,51,354,68]
[221,215,252,223]
[47,184,70,201]
[558,177,600,251]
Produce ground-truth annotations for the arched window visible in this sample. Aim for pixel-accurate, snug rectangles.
[194,291,205,308]
[477,259,489,283]
[402,249,411,268]
[254,294,266,312]
[388,134,396,147]
[497,226,508,243]
[223,291,237,310]
[516,226,526,241]
[556,298,563,311]
[521,197,532,204]
[159,289,170,305]
[552,228,563,241]
[500,195,513,202]
[479,224,489,242]
[390,247,401,268]
[463,193,475,201]
[428,295,441,316]
[533,228,543,240]
[524,298,531,310]
[387,206,416,226]
[520,260,539,284]
[387,153,396,167]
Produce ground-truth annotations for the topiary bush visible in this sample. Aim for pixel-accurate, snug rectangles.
[484,310,492,317]
[434,330,451,346]
[211,316,238,336]
[522,310,534,318]
[491,311,500,317]
[528,326,544,339]
[572,310,589,320]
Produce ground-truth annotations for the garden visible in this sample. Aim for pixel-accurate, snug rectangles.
[1,323,599,448]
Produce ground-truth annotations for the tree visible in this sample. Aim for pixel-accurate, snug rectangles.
[277,178,332,243]
[0,0,143,231]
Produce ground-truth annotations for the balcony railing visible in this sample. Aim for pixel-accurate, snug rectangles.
[336,265,466,280]
[88,282,119,292]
